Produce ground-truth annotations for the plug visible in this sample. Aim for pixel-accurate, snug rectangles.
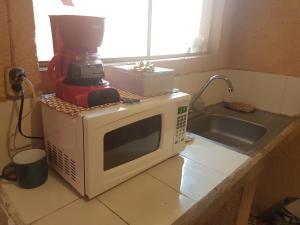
[8,67,26,94]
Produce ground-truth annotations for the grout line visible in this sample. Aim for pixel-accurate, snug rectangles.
[29,198,81,225]
[179,150,231,176]
[280,76,289,115]
[96,198,130,225]
[180,153,231,176]
[144,171,195,203]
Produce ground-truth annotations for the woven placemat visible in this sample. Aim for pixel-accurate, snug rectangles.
[40,89,146,117]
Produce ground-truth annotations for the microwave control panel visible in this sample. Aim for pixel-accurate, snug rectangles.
[175,105,188,144]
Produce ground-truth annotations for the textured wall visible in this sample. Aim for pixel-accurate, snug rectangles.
[0,0,42,170]
[230,0,300,77]
[0,0,40,100]
[0,0,11,100]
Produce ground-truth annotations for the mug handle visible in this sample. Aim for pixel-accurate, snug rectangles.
[1,163,17,181]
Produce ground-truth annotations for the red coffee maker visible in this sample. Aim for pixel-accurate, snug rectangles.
[47,15,120,108]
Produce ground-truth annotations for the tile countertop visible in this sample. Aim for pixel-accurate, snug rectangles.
[1,118,299,225]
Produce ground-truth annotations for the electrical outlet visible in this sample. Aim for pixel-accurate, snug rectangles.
[4,67,17,97]
[5,67,27,97]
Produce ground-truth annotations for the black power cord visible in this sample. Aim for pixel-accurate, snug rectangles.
[9,67,44,140]
[18,88,44,140]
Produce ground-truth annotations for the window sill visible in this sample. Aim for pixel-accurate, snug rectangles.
[39,53,216,74]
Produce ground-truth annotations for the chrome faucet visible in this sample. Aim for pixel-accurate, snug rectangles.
[190,74,234,112]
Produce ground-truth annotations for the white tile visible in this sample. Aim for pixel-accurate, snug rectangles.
[180,133,249,175]
[1,171,80,224]
[282,76,300,116]
[98,173,194,225]
[173,76,182,90]
[223,70,256,105]
[32,199,126,225]
[174,72,210,95]
[147,156,227,201]
[201,79,227,107]
[175,71,226,107]
[252,72,287,114]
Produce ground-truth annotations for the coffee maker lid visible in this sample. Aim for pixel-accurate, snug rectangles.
[49,15,105,54]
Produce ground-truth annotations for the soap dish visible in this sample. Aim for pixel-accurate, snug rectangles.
[224,102,256,113]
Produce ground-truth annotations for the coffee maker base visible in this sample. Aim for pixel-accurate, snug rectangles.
[56,83,120,108]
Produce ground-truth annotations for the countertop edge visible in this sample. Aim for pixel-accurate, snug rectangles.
[0,184,26,225]
[173,118,300,225]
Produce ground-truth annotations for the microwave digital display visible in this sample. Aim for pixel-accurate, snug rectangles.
[103,114,162,170]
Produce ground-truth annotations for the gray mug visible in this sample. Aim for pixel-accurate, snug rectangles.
[2,149,48,189]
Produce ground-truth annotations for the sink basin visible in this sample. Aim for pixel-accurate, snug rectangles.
[187,103,292,156]
[188,114,267,150]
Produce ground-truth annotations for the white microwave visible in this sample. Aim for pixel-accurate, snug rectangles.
[41,92,190,198]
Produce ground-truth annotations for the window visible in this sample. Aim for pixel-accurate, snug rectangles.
[33,0,213,62]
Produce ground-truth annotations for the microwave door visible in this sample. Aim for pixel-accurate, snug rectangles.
[83,105,176,198]
[103,114,162,170]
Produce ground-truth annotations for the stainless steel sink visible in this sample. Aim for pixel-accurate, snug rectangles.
[188,114,266,150]
[187,103,292,156]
